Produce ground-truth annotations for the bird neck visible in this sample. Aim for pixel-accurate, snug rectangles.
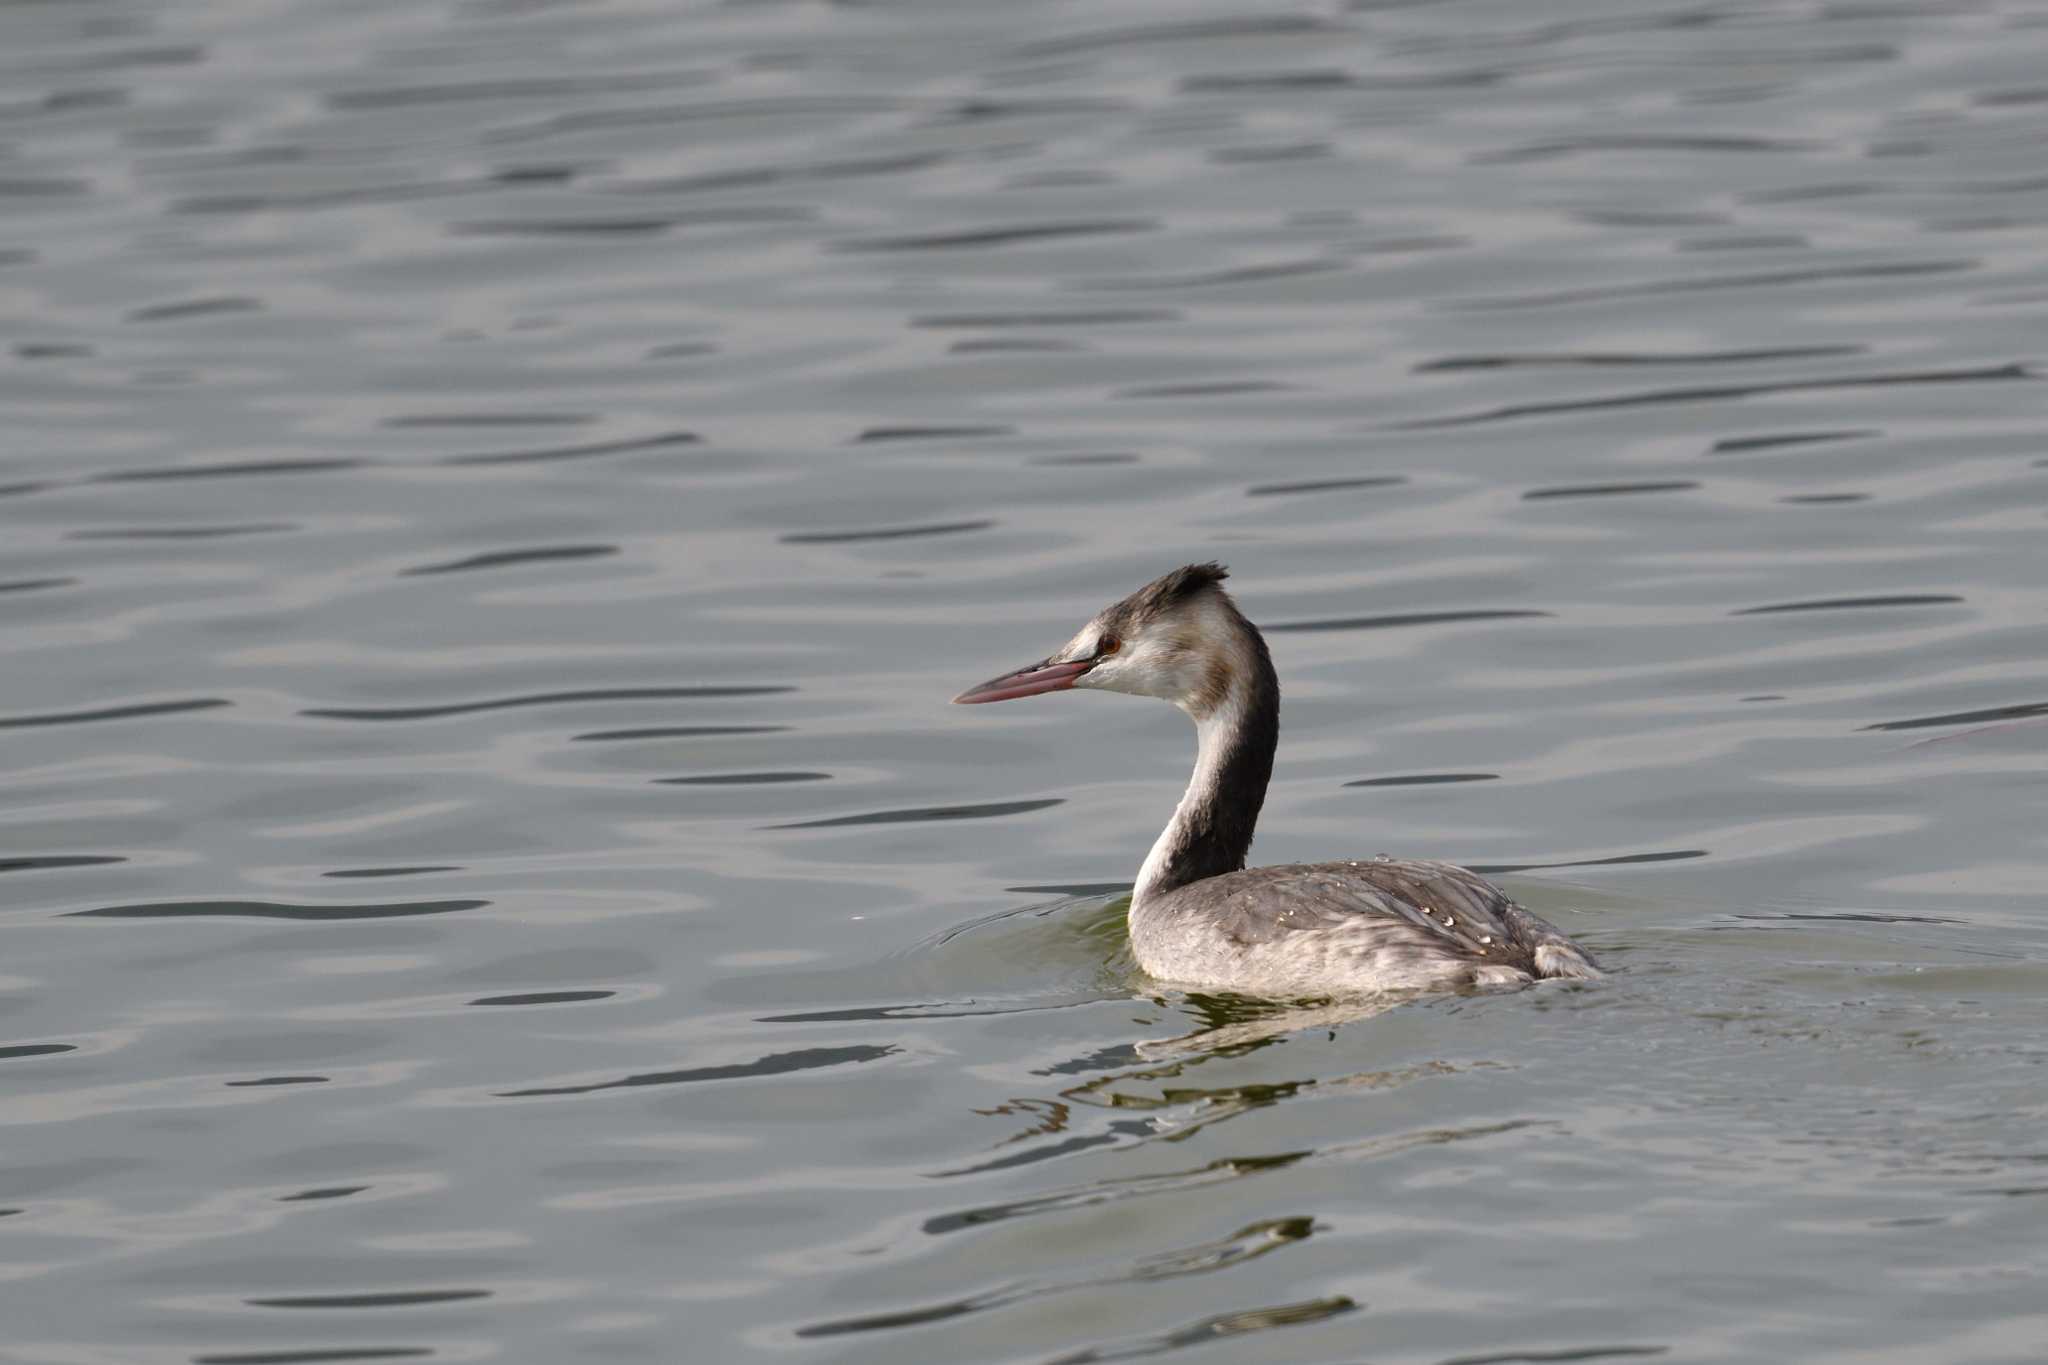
[1131,622,1279,911]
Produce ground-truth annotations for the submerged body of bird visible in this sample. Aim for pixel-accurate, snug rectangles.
[955,563,1599,997]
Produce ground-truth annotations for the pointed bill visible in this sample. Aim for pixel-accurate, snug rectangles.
[952,658,1093,704]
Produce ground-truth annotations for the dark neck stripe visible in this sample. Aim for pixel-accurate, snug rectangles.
[1150,617,1279,898]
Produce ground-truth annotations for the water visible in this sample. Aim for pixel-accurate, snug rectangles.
[4,0,2047,1360]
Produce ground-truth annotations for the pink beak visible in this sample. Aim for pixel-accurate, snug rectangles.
[952,657,1094,705]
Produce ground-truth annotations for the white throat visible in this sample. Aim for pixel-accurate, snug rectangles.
[1131,688,1251,912]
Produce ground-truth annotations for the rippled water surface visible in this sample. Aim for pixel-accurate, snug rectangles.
[6,1,2048,1361]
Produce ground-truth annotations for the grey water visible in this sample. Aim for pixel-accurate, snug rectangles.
[4,0,2048,1361]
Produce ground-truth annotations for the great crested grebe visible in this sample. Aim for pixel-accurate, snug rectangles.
[954,563,1600,996]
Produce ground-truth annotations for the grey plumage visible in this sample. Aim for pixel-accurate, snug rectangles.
[957,563,1601,998]
[1129,857,1599,995]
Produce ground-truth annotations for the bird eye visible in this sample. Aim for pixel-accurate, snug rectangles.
[1097,635,1121,657]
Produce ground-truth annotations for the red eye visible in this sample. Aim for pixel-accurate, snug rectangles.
[1098,636,1121,657]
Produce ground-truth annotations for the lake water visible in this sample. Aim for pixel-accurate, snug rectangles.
[5,1,2048,1361]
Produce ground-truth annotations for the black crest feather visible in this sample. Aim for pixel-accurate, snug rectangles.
[1158,561,1228,602]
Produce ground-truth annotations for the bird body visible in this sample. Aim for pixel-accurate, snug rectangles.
[1130,858,1596,994]
[955,563,1599,997]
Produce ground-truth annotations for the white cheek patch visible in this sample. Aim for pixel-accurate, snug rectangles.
[1076,660,1129,693]
[1082,643,1179,699]
[1063,600,1234,704]
[1130,651,1180,694]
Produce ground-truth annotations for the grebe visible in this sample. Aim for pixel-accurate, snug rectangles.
[954,563,1600,996]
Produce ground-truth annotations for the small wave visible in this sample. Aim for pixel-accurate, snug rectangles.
[795,1216,1316,1340]
[68,523,295,540]
[0,855,125,873]
[613,151,943,195]
[449,217,668,236]
[1525,481,1699,500]
[384,412,593,428]
[1117,379,1293,399]
[1247,476,1403,497]
[1734,594,1962,615]
[1034,1294,1356,1361]
[835,220,1153,252]
[1400,364,2028,430]
[246,1289,492,1309]
[301,686,789,721]
[1729,911,1962,925]
[193,1350,432,1365]
[125,296,261,323]
[912,310,1177,329]
[781,520,993,544]
[657,772,830,785]
[760,999,1109,1024]
[486,95,910,146]
[1742,182,1878,205]
[1081,258,1344,291]
[327,73,690,110]
[921,1149,1310,1236]
[1442,1347,1669,1365]
[1446,260,1976,313]
[1864,700,2048,732]
[277,1187,369,1203]
[440,431,699,466]
[1712,430,1876,453]
[455,207,812,237]
[1477,134,1814,164]
[936,97,1130,123]
[68,899,487,921]
[401,544,618,576]
[1418,346,1859,371]
[1473,849,1707,874]
[1345,773,1498,787]
[0,697,229,730]
[851,425,1012,443]
[97,458,364,482]
[572,725,788,742]
[771,798,1064,830]
[950,337,1084,353]
[1181,69,1356,92]
[499,1043,895,1097]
